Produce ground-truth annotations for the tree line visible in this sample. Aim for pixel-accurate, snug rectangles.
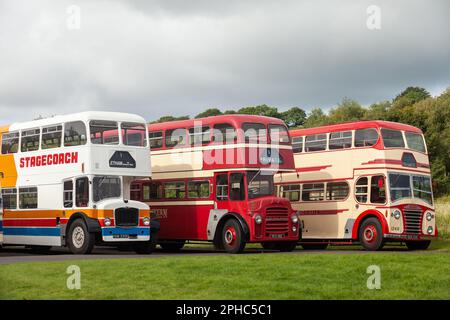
[151,86,450,196]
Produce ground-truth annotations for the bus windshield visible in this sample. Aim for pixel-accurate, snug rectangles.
[388,173,433,205]
[93,176,122,202]
[247,170,274,199]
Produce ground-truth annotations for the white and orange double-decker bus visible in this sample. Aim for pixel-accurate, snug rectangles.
[131,115,301,253]
[275,120,437,251]
[0,111,157,254]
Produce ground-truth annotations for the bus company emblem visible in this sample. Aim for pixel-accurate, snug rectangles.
[109,151,136,168]
[259,148,283,165]
[19,152,78,168]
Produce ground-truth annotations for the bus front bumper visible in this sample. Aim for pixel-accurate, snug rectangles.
[101,227,150,242]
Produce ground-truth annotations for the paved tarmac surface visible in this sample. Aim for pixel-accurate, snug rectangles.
[0,244,431,265]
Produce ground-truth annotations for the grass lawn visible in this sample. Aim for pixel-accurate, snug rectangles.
[1,248,449,300]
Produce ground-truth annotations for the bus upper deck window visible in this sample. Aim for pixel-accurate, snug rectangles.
[354,128,378,147]
[329,131,352,149]
[149,131,163,149]
[21,128,40,152]
[381,129,405,148]
[64,121,87,147]
[405,132,426,153]
[292,136,303,153]
[269,124,290,144]
[213,124,236,144]
[243,123,267,144]
[166,128,186,148]
[305,134,327,152]
[90,120,119,145]
[121,122,147,147]
[1,132,19,154]
[42,125,62,149]
[189,126,211,146]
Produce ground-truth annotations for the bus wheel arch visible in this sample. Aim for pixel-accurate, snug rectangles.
[214,213,249,253]
[66,212,101,236]
[352,210,388,240]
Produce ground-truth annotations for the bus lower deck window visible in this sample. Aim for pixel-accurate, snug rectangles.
[164,182,186,199]
[1,188,17,209]
[19,187,38,209]
[216,174,229,200]
[63,180,73,208]
[355,177,369,203]
[370,176,386,203]
[76,177,89,207]
[188,181,210,198]
[302,183,324,201]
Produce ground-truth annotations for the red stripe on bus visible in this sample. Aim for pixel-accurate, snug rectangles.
[301,209,348,215]
[296,165,332,173]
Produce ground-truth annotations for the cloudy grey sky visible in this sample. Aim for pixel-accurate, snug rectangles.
[0,0,449,124]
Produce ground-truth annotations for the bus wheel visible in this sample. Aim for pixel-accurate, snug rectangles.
[301,243,328,250]
[160,240,185,252]
[405,240,431,250]
[274,241,298,252]
[359,218,384,251]
[222,219,246,254]
[30,246,52,254]
[67,219,95,254]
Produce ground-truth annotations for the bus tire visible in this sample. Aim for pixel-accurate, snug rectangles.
[160,240,185,252]
[405,240,431,250]
[221,219,246,254]
[274,241,297,252]
[301,243,328,250]
[359,217,385,251]
[67,219,95,254]
[133,231,158,254]
[30,245,52,254]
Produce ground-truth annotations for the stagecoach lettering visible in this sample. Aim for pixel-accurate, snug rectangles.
[19,152,78,168]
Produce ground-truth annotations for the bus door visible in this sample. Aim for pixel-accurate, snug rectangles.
[214,172,246,212]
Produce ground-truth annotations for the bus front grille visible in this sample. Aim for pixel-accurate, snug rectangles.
[403,208,422,234]
[265,207,289,236]
[115,207,139,227]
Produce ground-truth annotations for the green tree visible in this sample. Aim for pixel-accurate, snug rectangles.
[238,104,280,118]
[393,86,431,108]
[328,97,365,123]
[281,107,307,128]
[364,101,391,120]
[195,108,223,119]
[304,108,329,128]
[151,115,190,124]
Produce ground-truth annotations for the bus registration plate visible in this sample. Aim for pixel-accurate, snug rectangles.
[270,234,284,239]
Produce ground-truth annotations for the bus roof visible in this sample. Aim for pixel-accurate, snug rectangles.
[290,120,423,136]
[149,114,287,131]
[2,111,146,132]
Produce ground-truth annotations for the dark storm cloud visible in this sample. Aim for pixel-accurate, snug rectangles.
[0,0,449,124]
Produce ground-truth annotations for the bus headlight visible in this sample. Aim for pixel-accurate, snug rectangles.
[255,215,263,225]
[427,226,433,235]
[104,217,111,226]
[143,217,151,226]
[426,212,434,222]
[393,210,401,220]
[292,226,297,232]
[291,214,299,224]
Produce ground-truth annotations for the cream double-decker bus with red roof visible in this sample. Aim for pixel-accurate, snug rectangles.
[0,111,156,254]
[131,115,301,253]
[275,120,437,251]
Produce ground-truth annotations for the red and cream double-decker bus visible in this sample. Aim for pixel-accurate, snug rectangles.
[131,115,301,253]
[275,120,437,251]
[0,111,156,254]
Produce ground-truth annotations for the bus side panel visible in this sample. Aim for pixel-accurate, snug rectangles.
[2,210,63,246]
[153,203,213,240]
